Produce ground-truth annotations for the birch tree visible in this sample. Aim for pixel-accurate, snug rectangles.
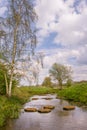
[0,0,37,97]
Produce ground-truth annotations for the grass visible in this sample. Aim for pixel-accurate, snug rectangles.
[13,86,57,102]
[57,82,87,106]
[0,96,20,126]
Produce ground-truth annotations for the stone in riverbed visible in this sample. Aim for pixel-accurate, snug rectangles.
[42,97,53,100]
[38,108,51,113]
[24,108,37,112]
[32,98,39,100]
[63,106,75,110]
[43,105,55,109]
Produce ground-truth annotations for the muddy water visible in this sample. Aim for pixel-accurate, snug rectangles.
[2,95,87,130]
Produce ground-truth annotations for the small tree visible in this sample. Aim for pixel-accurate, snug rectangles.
[42,77,52,87]
[49,63,72,89]
[66,78,73,87]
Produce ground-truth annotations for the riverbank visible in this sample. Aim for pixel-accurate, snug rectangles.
[57,82,87,106]
[0,87,57,127]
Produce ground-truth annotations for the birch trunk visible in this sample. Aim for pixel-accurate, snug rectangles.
[4,73,9,96]
[8,26,17,97]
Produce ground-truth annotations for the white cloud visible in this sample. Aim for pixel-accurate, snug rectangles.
[54,11,87,47]
[77,45,87,65]
[73,65,87,81]
[35,0,87,47]
[35,0,74,40]
[0,7,7,16]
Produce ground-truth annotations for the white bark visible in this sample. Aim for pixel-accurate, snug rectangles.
[4,73,9,96]
[8,26,17,97]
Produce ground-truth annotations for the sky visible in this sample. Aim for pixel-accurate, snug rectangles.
[0,0,87,85]
[34,0,87,83]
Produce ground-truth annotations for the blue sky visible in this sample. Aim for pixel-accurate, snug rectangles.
[0,0,87,85]
[37,32,64,50]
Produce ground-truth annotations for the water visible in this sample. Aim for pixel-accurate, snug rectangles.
[2,94,87,130]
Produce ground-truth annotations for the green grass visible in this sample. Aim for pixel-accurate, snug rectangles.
[0,96,21,127]
[57,82,87,106]
[13,86,57,101]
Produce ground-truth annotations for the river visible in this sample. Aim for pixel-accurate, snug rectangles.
[2,94,87,130]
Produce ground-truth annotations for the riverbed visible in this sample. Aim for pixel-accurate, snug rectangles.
[2,94,87,130]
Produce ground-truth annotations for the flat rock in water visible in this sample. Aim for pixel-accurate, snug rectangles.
[38,108,51,113]
[43,105,55,109]
[32,98,39,100]
[63,106,75,110]
[42,98,53,100]
[24,108,37,112]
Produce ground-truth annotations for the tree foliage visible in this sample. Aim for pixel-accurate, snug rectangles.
[49,63,72,89]
[66,78,73,87]
[42,77,52,87]
[0,62,7,94]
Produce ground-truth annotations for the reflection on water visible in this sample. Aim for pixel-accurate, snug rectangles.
[2,94,87,130]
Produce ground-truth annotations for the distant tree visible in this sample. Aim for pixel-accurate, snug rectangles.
[49,63,72,89]
[66,78,73,87]
[42,77,52,87]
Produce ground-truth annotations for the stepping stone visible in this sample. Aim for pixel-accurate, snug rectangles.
[43,105,55,109]
[42,98,53,100]
[32,98,39,100]
[63,106,75,110]
[38,108,51,113]
[24,108,37,112]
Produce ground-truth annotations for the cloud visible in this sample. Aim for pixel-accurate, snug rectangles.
[73,65,87,81]
[0,7,7,16]
[77,45,87,65]
[35,0,74,41]
[35,0,87,47]
[54,10,87,47]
